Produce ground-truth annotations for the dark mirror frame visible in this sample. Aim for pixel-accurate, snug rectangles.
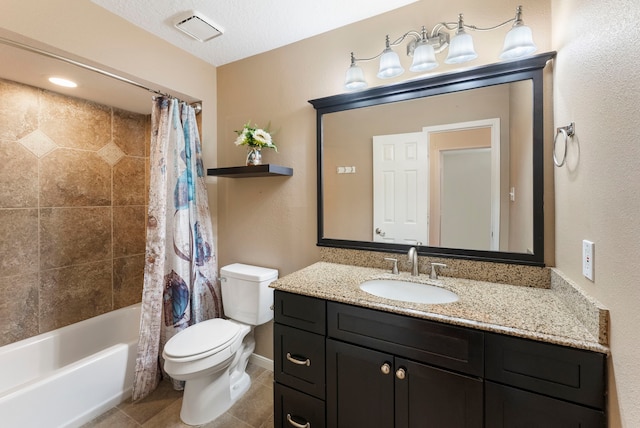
[309,51,556,266]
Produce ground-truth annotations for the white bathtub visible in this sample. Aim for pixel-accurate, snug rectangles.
[0,303,141,428]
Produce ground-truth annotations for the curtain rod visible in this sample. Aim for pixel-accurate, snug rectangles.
[0,36,202,111]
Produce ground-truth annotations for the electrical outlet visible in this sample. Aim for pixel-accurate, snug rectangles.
[583,240,594,281]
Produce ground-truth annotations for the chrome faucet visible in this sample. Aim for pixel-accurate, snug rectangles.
[407,247,419,276]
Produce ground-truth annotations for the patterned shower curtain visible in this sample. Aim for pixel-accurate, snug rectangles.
[132,97,222,401]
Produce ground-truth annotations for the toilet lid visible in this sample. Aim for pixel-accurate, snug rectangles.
[163,319,241,359]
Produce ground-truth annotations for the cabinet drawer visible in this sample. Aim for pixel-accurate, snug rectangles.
[275,291,326,334]
[274,383,326,428]
[328,302,484,376]
[275,323,325,399]
[485,381,605,428]
[485,333,606,409]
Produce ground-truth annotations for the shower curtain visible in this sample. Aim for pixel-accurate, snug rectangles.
[132,97,222,401]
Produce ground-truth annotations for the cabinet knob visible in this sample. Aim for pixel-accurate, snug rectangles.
[396,367,406,380]
[287,414,310,428]
[380,362,391,375]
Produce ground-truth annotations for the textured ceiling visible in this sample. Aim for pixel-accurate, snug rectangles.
[90,0,418,66]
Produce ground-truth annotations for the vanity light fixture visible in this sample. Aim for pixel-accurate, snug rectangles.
[344,5,536,90]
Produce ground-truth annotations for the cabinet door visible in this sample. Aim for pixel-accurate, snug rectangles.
[395,358,483,428]
[326,339,394,428]
[485,382,606,428]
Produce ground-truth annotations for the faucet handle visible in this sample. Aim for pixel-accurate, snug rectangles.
[429,262,447,280]
[384,257,399,275]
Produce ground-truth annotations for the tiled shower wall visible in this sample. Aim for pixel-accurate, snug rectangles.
[0,78,149,347]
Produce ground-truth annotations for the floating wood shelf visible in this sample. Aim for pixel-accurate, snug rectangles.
[206,164,293,178]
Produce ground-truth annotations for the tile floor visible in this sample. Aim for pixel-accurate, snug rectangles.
[82,363,274,428]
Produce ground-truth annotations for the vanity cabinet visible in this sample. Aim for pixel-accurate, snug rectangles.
[274,291,327,428]
[326,301,484,428]
[273,290,606,428]
[484,333,606,427]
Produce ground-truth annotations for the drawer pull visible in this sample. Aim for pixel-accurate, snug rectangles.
[380,362,391,375]
[287,413,311,428]
[396,367,406,380]
[286,352,311,366]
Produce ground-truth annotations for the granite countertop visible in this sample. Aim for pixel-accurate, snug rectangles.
[270,262,609,354]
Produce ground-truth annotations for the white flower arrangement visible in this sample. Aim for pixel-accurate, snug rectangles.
[234,122,277,151]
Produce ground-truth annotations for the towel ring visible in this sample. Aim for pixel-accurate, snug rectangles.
[553,122,575,167]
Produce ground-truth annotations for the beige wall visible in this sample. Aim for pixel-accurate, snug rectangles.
[552,1,640,426]
[217,0,551,361]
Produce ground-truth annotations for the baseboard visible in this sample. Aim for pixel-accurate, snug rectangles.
[249,353,273,371]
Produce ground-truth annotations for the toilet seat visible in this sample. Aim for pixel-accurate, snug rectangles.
[163,319,242,362]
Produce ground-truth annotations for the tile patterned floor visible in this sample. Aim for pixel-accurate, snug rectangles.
[82,363,274,428]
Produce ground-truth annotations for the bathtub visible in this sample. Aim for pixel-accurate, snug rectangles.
[0,303,141,428]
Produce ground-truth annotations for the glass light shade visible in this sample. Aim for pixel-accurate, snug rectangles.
[500,25,537,60]
[344,64,367,91]
[377,48,404,79]
[444,31,478,64]
[409,42,438,72]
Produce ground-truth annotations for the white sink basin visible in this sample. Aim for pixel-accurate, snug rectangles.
[359,279,458,304]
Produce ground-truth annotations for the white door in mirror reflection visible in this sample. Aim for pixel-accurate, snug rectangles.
[373,132,429,245]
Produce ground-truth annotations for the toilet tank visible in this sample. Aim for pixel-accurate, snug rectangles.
[220,263,278,325]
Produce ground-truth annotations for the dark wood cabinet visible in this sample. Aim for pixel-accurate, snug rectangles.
[327,339,483,428]
[485,382,605,428]
[273,290,607,428]
[274,383,326,428]
[396,357,483,428]
[326,339,395,428]
[484,333,606,427]
[274,292,326,428]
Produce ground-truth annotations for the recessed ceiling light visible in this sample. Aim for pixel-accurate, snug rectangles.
[175,11,223,42]
[49,77,77,88]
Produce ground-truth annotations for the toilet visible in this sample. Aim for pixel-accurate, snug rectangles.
[162,263,278,426]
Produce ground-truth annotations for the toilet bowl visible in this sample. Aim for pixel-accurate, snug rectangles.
[162,263,278,426]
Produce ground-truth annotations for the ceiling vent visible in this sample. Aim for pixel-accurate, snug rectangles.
[174,11,223,42]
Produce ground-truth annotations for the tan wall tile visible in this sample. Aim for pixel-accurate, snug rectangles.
[39,261,112,332]
[113,205,146,258]
[0,273,39,346]
[0,141,38,208]
[0,208,38,277]
[145,116,151,157]
[0,79,39,141]
[40,207,112,269]
[39,90,111,151]
[113,108,147,156]
[113,156,145,205]
[113,254,144,308]
[0,78,150,346]
[40,148,111,207]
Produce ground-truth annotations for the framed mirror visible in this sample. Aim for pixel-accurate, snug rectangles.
[310,52,555,266]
